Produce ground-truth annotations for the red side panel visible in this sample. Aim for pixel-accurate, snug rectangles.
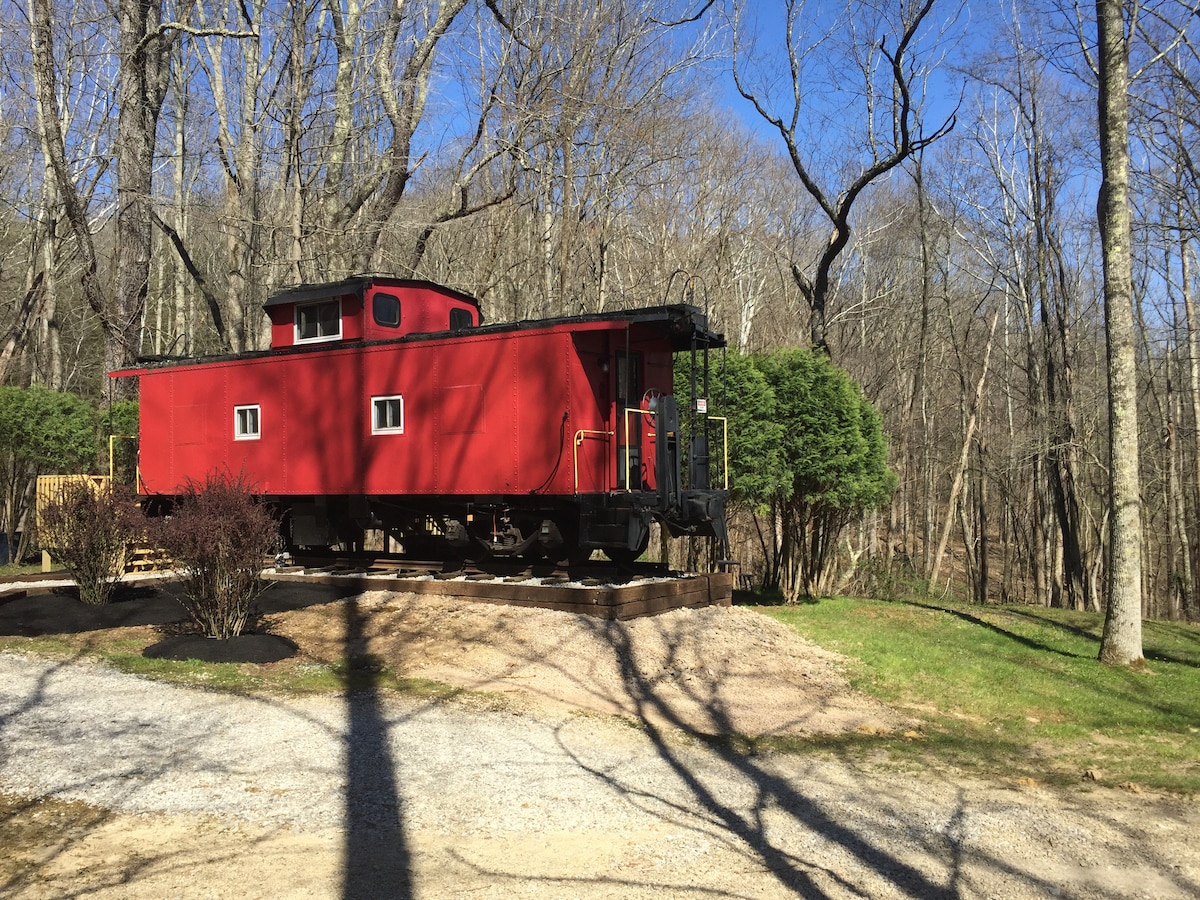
[340,294,364,341]
[268,307,293,349]
[137,325,624,498]
[362,284,479,342]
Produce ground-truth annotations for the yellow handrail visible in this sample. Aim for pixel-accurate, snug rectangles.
[573,430,613,493]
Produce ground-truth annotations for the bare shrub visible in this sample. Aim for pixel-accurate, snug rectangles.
[156,471,278,639]
[40,482,145,606]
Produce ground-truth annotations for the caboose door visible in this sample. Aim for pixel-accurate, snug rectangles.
[615,352,643,490]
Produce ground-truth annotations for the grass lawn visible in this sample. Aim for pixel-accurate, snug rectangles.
[758,596,1200,793]
[0,562,42,578]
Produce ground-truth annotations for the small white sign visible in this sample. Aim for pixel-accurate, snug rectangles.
[695,398,708,414]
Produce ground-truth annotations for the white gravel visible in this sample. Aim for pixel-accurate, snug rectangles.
[0,571,176,595]
[1,651,1197,898]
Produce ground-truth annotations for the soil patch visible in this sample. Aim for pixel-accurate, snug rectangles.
[0,579,900,737]
[0,585,187,635]
[275,588,903,736]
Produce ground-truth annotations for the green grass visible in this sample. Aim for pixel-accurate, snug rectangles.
[0,562,42,577]
[757,596,1200,793]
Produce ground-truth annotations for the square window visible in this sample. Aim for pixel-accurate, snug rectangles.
[234,405,261,440]
[296,300,341,342]
[372,395,404,434]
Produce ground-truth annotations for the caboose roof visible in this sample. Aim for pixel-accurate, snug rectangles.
[115,300,722,375]
[262,275,482,317]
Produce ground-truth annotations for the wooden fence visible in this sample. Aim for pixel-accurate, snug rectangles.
[34,475,168,574]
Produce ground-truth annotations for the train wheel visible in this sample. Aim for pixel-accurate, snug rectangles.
[541,539,592,566]
[520,541,548,562]
[555,538,595,567]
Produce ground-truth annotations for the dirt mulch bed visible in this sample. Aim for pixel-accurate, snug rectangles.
[0,580,903,738]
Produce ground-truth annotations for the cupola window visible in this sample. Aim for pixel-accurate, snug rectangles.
[296,300,341,342]
[373,293,401,328]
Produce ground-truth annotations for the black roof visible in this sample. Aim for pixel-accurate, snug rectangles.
[131,295,723,371]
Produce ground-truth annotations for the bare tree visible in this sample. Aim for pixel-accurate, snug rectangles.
[480,0,717,316]
[307,0,478,274]
[29,0,255,392]
[195,0,274,351]
[731,0,957,354]
[111,0,175,397]
[961,20,1097,611]
[28,0,112,389]
[1135,4,1200,621]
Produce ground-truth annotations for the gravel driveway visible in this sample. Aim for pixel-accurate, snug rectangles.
[1,651,1196,899]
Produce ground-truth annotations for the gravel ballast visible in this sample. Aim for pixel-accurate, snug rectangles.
[1,649,1197,899]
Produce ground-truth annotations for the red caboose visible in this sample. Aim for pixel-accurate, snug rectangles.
[116,276,728,562]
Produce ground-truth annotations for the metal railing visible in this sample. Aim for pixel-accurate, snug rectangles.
[573,412,729,496]
[622,407,656,492]
[708,415,729,491]
[573,430,613,494]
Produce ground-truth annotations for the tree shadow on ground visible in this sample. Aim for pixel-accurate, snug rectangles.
[0,646,314,896]
[361,596,969,896]
[339,595,412,899]
[574,613,1200,898]
[424,601,1197,898]
[913,599,1200,670]
[1,582,416,896]
[5,588,1197,897]
[588,617,964,898]
[999,606,1200,669]
[906,601,1089,659]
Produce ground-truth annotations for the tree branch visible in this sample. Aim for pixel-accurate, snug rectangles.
[135,23,257,56]
[148,208,230,350]
[0,273,45,385]
[650,0,716,27]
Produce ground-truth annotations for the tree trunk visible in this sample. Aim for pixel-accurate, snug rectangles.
[171,61,189,356]
[1096,0,1144,666]
[910,157,935,572]
[977,439,990,604]
[1179,217,1200,621]
[0,277,45,386]
[29,0,110,383]
[113,0,166,396]
[1166,373,1188,620]
[930,312,999,587]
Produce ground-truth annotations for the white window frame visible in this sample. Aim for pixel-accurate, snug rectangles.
[294,299,342,344]
[234,405,261,441]
[371,395,404,434]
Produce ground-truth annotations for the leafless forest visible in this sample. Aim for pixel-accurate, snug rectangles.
[2,0,1199,625]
